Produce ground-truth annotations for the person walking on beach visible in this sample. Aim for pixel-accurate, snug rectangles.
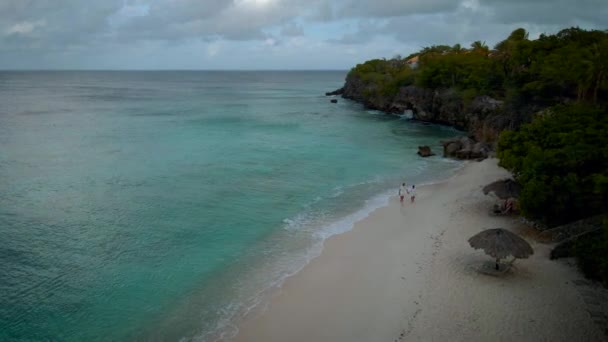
[408,184,416,203]
[399,183,407,203]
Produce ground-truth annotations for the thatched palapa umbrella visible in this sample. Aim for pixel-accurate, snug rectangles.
[482,179,520,200]
[468,228,533,270]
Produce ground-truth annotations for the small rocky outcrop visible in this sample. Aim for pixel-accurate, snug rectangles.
[550,229,603,259]
[470,95,503,116]
[540,215,605,242]
[417,146,435,157]
[440,136,491,160]
[330,99,338,103]
[541,215,605,259]
[325,87,344,96]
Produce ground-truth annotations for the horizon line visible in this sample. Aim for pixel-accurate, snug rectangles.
[0,69,350,72]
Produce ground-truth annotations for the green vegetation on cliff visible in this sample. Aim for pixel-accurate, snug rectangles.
[349,59,415,98]
[497,104,608,226]
[348,27,608,111]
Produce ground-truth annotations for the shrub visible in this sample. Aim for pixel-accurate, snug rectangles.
[497,104,608,226]
[575,220,608,284]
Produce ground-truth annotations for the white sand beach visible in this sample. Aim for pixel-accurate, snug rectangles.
[232,159,604,342]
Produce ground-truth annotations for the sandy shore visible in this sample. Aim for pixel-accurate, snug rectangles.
[232,159,604,342]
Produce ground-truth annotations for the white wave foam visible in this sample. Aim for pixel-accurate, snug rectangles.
[282,211,319,232]
[400,109,414,119]
[313,190,392,240]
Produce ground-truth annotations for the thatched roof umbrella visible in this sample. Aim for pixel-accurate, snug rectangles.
[468,228,533,270]
[483,179,521,200]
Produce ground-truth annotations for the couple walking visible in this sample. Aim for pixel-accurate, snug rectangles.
[399,183,416,203]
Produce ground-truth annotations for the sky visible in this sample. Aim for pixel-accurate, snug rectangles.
[0,0,606,70]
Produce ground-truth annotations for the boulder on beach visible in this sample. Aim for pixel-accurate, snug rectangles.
[441,136,490,160]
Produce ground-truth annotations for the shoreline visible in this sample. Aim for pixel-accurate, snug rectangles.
[230,158,603,342]
[208,163,466,341]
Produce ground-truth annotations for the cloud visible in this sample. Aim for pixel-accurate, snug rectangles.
[207,42,221,57]
[5,20,46,36]
[336,0,460,18]
[1,0,123,50]
[112,0,322,42]
[280,23,304,37]
[0,0,605,69]
[324,0,607,51]
[326,20,387,45]
[264,37,278,46]
[479,0,608,26]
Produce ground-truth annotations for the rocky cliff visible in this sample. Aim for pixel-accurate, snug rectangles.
[335,73,518,145]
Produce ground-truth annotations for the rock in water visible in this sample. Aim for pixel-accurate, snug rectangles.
[417,146,435,157]
[330,99,338,103]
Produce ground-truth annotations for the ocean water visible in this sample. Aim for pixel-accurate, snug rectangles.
[0,71,462,341]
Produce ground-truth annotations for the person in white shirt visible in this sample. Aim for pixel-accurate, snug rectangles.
[399,183,407,203]
[408,184,416,203]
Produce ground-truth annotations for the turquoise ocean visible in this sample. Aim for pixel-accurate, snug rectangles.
[0,71,462,341]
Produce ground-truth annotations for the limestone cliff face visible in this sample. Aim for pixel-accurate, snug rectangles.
[336,73,512,143]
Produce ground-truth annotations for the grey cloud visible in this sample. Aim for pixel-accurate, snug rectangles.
[386,13,503,48]
[114,0,317,42]
[0,0,606,69]
[336,0,461,18]
[327,0,606,49]
[1,0,123,50]
[310,1,335,21]
[0,0,466,50]
[327,20,387,45]
[479,0,608,27]
[280,23,304,37]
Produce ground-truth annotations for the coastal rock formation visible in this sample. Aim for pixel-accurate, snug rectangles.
[417,146,435,157]
[330,99,338,103]
[539,215,605,259]
[333,73,511,144]
[540,215,605,242]
[550,229,603,259]
[440,137,491,160]
[325,87,344,96]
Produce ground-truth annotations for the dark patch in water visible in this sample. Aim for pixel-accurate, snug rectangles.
[130,111,175,117]
[18,110,51,115]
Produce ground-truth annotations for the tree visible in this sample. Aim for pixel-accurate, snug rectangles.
[348,26,608,117]
[497,104,608,226]
[587,38,608,103]
[470,41,489,56]
[494,28,530,78]
[452,43,466,53]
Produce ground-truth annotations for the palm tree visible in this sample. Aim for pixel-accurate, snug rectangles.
[568,37,608,103]
[589,39,608,103]
[494,28,529,77]
[470,41,489,56]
